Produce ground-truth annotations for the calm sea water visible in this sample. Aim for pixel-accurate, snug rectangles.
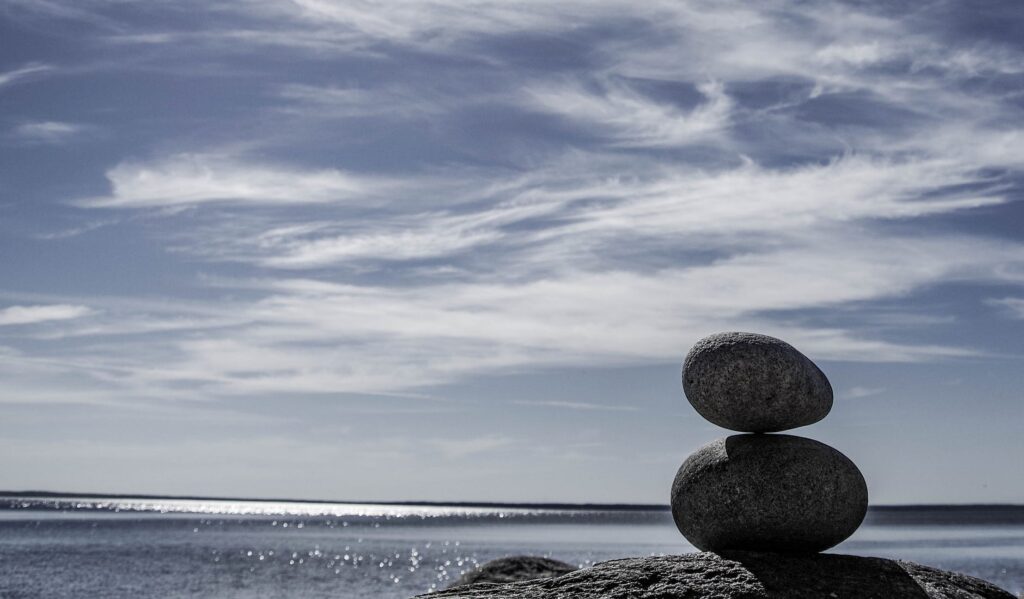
[0,498,1021,598]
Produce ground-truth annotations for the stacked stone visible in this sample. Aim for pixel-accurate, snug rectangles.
[671,332,868,553]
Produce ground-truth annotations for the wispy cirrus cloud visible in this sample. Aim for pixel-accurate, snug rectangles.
[4,0,1024,408]
[843,386,885,400]
[527,79,733,148]
[428,435,514,459]
[277,84,453,120]
[148,150,1009,273]
[261,225,503,268]
[10,120,93,144]
[987,298,1024,320]
[0,62,52,89]
[14,231,1014,402]
[0,304,92,326]
[77,154,385,208]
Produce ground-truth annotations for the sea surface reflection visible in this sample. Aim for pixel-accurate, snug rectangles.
[1,498,1020,598]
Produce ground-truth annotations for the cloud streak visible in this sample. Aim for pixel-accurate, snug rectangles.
[527,79,733,148]
[0,62,52,89]
[79,154,385,208]
[0,305,92,326]
[9,121,92,144]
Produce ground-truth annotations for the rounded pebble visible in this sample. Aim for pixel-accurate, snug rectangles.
[682,332,833,432]
[670,434,868,553]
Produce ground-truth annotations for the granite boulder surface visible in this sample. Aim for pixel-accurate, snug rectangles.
[421,552,1014,598]
[447,556,577,588]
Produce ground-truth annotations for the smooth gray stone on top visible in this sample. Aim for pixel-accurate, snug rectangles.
[671,434,868,553]
[683,332,833,432]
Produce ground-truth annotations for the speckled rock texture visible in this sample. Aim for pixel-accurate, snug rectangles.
[421,552,1014,598]
[671,434,867,552]
[683,332,832,432]
[448,556,577,588]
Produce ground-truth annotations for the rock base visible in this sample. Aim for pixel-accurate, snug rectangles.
[421,551,1013,598]
[447,555,577,588]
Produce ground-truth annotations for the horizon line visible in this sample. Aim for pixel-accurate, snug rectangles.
[2,490,1021,511]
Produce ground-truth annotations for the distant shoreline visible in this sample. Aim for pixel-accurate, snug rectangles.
[1,490,1020,512]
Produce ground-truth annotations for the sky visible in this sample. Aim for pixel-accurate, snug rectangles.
[0,0,1022,505]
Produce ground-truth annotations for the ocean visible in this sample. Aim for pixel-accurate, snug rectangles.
[0,497,1021,598]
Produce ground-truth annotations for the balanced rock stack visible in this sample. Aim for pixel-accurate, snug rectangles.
[671,332,868,553]
[427,332,1019,598]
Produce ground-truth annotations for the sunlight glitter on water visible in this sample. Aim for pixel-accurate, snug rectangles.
[2,504,1022,598]
[5,495,591,519]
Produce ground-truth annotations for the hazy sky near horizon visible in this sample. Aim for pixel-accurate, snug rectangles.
[1,0,1022,504]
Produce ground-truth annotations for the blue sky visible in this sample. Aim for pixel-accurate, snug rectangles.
[1,0,1022,504]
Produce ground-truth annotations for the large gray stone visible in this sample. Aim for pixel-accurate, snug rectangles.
[683,332,832,432]
[421,552,1015,598]
[671,434,867,553]
[447,556,577,588]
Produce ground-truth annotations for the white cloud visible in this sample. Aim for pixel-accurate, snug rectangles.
[34,218,120,240]
[11,121,91,144]
[5,0,1024,406]
[48,129,1022,401]
[48,231,1008,399]
[78,153,495,210]
[143,150,1010,272]
[843,386,885,399]
[240,0,601,44]
[537,154,1005,241]
[528,79,733,147]
[278,84,450,119]
[240,234,1008,364]
[1,1,125,29]
[987,297,1024,319]
[78,153,387,208]
[0,304,92,326]
[263,227,502,268]
[235,200,553,268]
[0,62,52,89]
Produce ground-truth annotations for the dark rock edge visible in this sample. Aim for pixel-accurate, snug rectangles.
[448,555,577,588]
[420,552,1014,598]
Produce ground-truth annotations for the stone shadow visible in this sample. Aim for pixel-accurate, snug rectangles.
[717,551,932,598]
